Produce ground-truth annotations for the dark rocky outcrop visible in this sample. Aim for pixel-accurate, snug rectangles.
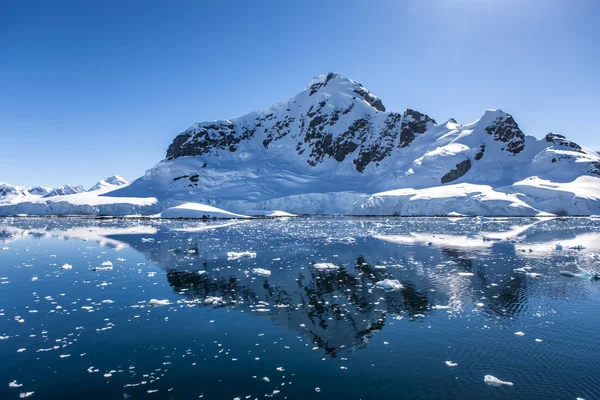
[474,145,485,161]
[441,159,472,184]
[399,109,436,148]
[485,114,525,154]
[545,133,583,152]
[166,122,256,160]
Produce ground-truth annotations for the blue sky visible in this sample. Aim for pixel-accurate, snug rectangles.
[1,0,599,188]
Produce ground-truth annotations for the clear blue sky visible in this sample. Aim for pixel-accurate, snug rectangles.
[1,0,599,188]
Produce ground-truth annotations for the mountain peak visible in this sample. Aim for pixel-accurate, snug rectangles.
[88,175,129,192]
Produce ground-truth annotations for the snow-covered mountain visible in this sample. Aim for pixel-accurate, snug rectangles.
[1,73,599,217]
[88,175,129,192]
[107,72,600,216]
[43,184,85,198]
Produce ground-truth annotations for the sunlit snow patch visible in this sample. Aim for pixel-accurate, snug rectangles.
[160,202,249,219]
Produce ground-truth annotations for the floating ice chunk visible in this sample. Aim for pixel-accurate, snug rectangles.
[561,267,600,280]
[92,266,113,271]
[313,263,339,270]
[458,272,474,276]
[445,361,458,367]
[526,272,542,278]
[227,251,256,261]
[535,339,543,342]
[147,272,156,277]
[101,300,115,304]
[252,268,271,277]
[560,271,576,277]
[204,296,223,305]
[148,299,170,306]
[514,331,525,336]
[9,380,23,387]
[375,279,404,291]
[31,276,38,282]
[484,375,513,387]
[1,247,8,250]
[61,263,73,270]
[101,261,113,267]
[19,392,34,398]
[262,377,270,382]
[513,268,527,273]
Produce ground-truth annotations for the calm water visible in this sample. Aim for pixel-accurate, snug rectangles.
[1,216,600,400]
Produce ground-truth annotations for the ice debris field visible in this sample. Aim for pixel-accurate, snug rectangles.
[1,216,600,399]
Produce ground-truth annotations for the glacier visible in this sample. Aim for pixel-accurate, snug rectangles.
[2,73,600,217]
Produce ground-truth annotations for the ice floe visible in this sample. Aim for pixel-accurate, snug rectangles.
[484,375,513,387]
[375,279,404,291]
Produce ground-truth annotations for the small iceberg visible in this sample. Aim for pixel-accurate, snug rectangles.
[560,266,600,280]
[227,251,257,261]
[484,375,513,387]
[375,279,404,291]
[61,263,73,270]
[314,262,339,270]
[252,268,272,277]
[148,299,170,306]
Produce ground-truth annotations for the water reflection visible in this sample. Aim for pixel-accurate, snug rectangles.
[2,216,599,357]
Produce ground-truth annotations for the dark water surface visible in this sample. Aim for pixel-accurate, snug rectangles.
[1,216,599,400]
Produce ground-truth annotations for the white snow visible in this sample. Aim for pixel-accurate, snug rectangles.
[160,202,249,219]
[61,263,73,270]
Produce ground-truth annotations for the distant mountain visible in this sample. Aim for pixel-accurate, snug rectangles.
[88,175,129,192]
[27,186,51,196]
[1,73,599,217]
[43,184,85,198]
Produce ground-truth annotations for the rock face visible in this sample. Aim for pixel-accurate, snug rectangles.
[484,114,525,154]
[398,109,437,148]
[441,159,472,184]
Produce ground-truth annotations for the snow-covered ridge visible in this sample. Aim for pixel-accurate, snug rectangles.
[88,175,129,192]
[2,73,600,217]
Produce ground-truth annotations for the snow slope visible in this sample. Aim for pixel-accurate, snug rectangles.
[88,175,129,192]
[2,73,600,216]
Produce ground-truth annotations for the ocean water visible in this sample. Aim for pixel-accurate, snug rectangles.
[1,216,599,400]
